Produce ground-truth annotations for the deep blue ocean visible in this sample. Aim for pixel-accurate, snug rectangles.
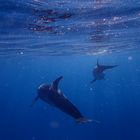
[0,0,140,140]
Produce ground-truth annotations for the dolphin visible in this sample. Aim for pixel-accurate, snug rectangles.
[31,76,92,124]
[91,60,118,83]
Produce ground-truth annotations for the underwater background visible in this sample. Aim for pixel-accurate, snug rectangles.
[0,0,140,140]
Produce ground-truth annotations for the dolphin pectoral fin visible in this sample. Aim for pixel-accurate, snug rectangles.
[30,96,39,107]
[96,60,118,72]
[52,76,63,91]
[101,65,118,71]
[90,79,96,83]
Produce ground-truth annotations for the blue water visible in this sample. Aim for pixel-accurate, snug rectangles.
[0,0,140,140]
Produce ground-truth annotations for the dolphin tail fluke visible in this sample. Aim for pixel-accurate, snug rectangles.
[76,117,100,124]
[30,96,39,107]
[90,79,96,83]
[76,117,93,124]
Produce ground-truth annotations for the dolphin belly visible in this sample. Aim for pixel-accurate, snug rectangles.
[40,96,55,106]
[94,72,105,80]
[43,92,83,120]
[54,97,83,120]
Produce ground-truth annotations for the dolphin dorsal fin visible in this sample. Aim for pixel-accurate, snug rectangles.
[52,76,63,91]
[97,59,100,67]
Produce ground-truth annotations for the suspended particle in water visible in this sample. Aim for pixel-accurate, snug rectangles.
[67,27,71,30]
[50,121,60,129]
[32,136,36,140]
[90,87,93,91]
[20,52,24,55]
[128,56,133,60]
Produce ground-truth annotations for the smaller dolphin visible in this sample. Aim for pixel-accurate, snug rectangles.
[91,60,118,83]
[31,76,92,124]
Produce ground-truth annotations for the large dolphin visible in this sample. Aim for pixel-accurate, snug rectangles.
[31,76,92,124]
[91,60,118,83]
